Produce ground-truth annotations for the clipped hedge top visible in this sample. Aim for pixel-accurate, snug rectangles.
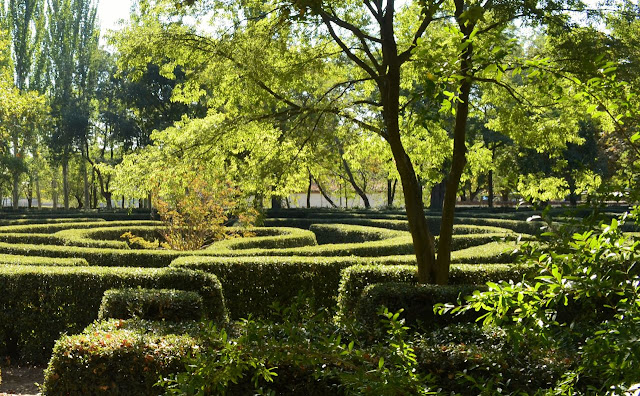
[0,220,161,234]
[0,253,89,266]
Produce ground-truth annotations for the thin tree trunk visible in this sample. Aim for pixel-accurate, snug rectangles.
[12,172,19,209]
[11,135,19,210]
[52,176,58,210]
[62,158,70,210]
[122,195,125,209]
[83,159,90,209]
[336,138,371,208]
[435,9,474,285]
[488,169,494,208]
[306,172,312,208]
[387,179,398,207]
[312,176,338,208]
[27,176,33,208]
[35,173,42,209]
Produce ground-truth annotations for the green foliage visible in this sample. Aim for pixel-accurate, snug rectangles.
[42,319,200,396]
[456,210,640,393]
[160,299,433,395]
[98,288,204,321]
[414,323,574,395]
[0,265,226,363]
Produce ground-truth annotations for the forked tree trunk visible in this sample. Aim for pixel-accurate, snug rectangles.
[435,10,474,285]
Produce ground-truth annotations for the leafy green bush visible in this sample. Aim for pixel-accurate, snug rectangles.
[0,265,226,363]
[160,300,432,395]
[457,211,640,393]
[98,288,204,321]
[414,323,573,394]
[42,319,200,396]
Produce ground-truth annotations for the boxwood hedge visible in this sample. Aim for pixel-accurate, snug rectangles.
[98,288,204,321]
[41,319,200,396]
[0,265,226,363]
[355,282,487,329]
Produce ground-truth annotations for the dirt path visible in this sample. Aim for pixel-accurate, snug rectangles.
[0,366,44,396]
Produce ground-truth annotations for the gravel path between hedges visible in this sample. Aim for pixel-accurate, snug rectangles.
[0,366,43,396]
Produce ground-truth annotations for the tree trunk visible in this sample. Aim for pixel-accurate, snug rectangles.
[312,176,338,208]
[83,159,90,209]
[35,173,42,209]
[488,169,494,208]
[435,13,473,285]
[271,196,282,209]
[105,192,112,209]
[306,172,312,208]
[62,158,70,210]
[430,180,445,210]
[336,138,371,208]
[12,172,19,210]
[387,179,397,207]
[27,176,33,208]
[52,176,58,210]
[122,195,125,209]
[568,174,578,207]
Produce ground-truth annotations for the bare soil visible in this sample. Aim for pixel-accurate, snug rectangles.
[0,366,44,396]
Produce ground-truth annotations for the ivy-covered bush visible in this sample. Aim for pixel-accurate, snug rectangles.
[42,319,201,396]
[0,265,226,363]
[98,288,204,321]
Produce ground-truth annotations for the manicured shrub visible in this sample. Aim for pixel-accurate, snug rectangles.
[0,253,88,266]
[0,220,160,234]
[210,227,317,250]
[0,265,226,363]
[336,264,533,324]
[0,217,106,226]
[98,288,204,321]
[309,223,405,244]
[171,255,369,318]
[354,282,486,329]
[42,319,200,396]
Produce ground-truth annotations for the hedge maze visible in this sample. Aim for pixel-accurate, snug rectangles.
[0,208,540,393]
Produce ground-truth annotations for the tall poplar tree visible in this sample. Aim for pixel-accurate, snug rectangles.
[46,0,98,209]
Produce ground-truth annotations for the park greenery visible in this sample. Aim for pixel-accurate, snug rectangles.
[1,0,640,394]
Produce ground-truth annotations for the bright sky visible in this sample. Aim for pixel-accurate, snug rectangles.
[97,0,134,33]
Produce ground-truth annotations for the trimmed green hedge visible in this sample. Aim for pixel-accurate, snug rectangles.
[265,215,541,235]
[355,282,486,329]
[0,217,106,226]
[209,227,317,250]
[336,263,534,325]
[0,265,226,363]
[309,223,404,245]
[42,319,200,396]
[0,253,88,266]
[0,220,160,234]
[98,288,204,321]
